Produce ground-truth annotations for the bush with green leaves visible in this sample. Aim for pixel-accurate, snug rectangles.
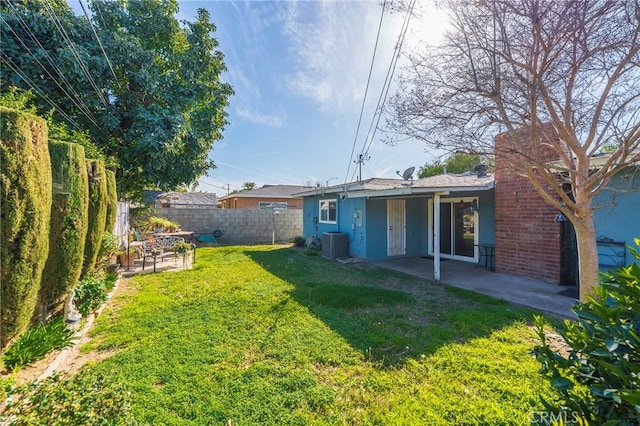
[0,371,133,425]
[0,107,52,349]
[96,232,119,270]
[534,238,640,424]
[290,236,306,247]
[81,159,108,278]
[38,141,89,321]
[104,169,117,233]
[73,276,107,317]
[2,317,73,372]
[103,272,118,292]
[303,246,322,256]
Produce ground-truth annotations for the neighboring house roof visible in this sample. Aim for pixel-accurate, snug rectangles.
[144,191,218,207]
[294,174,495,198]
[219,185,312,200]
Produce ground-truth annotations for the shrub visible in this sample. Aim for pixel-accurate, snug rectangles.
[103,272,118,292]
[0,371,133,424]
[291,236,306,247]
[2,317,73,372]
[533,238,640,424]
[73,276,107,317]
[145,216,180,233]
[103,169,117,233]
[0,107,52,349]
[37,141,89,321]
[303,246,322,256]
[81,159,108,277]
[96,232,119,270]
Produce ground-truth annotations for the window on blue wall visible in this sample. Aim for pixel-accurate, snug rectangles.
[319,199,337,223]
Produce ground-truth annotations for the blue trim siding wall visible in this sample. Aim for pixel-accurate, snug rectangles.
[301,189,495,262]
[593,170,640,266]
[365,198,387,260]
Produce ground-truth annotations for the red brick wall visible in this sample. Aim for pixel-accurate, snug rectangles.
[494,128,563,284]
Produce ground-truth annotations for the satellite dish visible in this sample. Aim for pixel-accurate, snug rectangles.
[396,167,415,187]
[396,167,415,181]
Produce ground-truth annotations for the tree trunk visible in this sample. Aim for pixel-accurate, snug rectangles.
[571,215,599,302]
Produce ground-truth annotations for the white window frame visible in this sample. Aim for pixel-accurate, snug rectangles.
[319,199,337,224]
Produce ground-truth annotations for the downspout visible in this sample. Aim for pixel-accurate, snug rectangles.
[434,192,441,281]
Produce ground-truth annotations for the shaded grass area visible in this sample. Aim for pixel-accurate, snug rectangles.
[83,246,557,424]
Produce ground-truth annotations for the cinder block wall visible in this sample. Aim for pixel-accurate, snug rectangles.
[494,126,563,284]
[155,208,303,245]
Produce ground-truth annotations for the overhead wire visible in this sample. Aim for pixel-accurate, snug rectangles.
[343,0,387,185]
[79,0,117,81]
[41,0,109,109]
[0,16,102,129]
[1,53,84,130]
[359,0,417,164]
[3,1,104,130]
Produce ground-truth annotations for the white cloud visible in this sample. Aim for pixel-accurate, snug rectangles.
[235,107,285,127]
[275,1,449,114]
[280,1,395,112]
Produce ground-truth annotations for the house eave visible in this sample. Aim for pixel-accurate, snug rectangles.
[342,182,495,199]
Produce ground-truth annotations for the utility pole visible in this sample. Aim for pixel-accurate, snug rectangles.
[354,154,370,182]
[225,184,230,195]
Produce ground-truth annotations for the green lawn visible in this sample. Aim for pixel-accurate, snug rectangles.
[83,245,557,424]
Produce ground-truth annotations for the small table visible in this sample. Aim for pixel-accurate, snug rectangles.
[154,231,195,243]
[476,243,495,271]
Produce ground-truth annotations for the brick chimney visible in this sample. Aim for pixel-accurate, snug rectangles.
[494,124,564,284]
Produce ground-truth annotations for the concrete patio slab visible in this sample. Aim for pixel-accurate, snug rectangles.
[372,257,578,319]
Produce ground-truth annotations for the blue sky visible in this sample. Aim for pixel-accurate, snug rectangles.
[176,0,451,194]
[75,0,450,194]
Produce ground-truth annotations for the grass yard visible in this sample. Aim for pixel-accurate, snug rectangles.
[80,245,557,424]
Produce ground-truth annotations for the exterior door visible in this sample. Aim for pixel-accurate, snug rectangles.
[387,199,406,256]
[429,197,478,261]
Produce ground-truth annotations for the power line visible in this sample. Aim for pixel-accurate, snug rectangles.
[79,0,117,81]
[3,1,103,129]
[359,0,417,163]
[0,53,84,130]
[41,0,109,109]
[343,0,387,185]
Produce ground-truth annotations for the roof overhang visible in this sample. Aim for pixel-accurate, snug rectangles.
[295,180,494,199]
[347,182,495,199]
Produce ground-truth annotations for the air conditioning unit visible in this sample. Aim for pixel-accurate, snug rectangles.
[322,232,348,259]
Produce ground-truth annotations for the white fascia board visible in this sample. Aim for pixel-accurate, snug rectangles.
[346,183,494,199]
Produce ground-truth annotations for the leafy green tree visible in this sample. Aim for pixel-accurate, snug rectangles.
[417,160,444,178]
[0,0,233,196]
[418,153,488,178]
[242,182,257,191]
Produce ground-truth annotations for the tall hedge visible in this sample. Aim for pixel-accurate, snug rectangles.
[37,141,89,319]
[81,159,108,277]
[104,170,117,233]
[0,107,52,348]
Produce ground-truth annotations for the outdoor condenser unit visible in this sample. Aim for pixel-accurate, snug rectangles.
[322,232,348,259]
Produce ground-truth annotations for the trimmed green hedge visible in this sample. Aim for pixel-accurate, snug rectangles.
[37,141,89,319]
[81,159,108,278]
[0,107,52,349]
[104,169,117,233]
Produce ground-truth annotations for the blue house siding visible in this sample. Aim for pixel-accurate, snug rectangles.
[593,171,640,266]
[300,187,495,263]
[406,198,428,257]
[365,198,388,261]
[477,190,495,245]
[301,195,368,257]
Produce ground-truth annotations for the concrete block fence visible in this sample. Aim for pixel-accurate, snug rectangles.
[155,208,303,245]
